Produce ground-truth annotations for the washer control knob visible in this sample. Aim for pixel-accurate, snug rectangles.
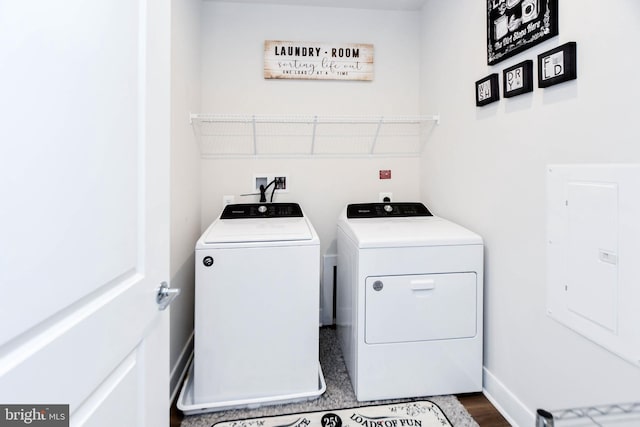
[372,280,384,291]
[383,204,393,213]
[258,205,268,213]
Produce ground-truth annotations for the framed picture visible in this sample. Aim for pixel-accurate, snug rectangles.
[503,60,533,97]
[538,42,577,88]
[476,73,500,106]
[487,0,559,66]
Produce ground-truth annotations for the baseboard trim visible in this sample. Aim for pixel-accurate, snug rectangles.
[171,332,194,403]
[483,366,534,427]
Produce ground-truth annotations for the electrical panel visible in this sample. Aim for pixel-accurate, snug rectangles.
[547,164,640,367]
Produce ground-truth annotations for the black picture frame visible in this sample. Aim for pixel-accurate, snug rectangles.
[476,73,500,106]
[487,0,559,66]
[503,60,533,97]
[538,42,577,88]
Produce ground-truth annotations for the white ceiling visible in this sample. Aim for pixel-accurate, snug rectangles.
[205,0,427,11]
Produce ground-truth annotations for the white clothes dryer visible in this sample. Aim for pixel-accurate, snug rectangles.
[336,202,483,401]
[185,203,324,413]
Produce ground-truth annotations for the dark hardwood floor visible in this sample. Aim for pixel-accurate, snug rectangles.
[457,392,511,426]
[170,392,511,426]
[170,398,183,427]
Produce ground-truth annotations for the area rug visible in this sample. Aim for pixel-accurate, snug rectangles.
[213,401,452,427]
[180,328,478,427]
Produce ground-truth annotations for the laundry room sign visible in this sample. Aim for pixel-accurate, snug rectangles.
[264,40,374,81]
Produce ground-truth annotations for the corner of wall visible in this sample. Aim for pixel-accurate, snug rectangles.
[483,367,533,427]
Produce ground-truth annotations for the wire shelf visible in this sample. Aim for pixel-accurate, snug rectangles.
[537,402,640,426]
[189,114,440,158]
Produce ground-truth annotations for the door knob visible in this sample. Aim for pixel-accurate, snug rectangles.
[156,281,180,311]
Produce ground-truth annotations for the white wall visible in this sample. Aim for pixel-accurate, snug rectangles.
[170,0,202,398]
[420,1,640,425]
[199,2,424,257]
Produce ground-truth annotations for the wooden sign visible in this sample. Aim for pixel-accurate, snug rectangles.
[264,40,374,81]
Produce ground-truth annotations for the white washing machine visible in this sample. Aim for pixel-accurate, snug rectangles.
[184,203,325,413]
[336,202,483,401]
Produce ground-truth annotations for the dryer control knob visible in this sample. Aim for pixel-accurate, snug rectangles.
[258,205,267,213]
[383,204,393,213]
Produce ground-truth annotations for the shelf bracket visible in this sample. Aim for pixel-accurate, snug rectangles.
[370,116,384,154]
[252,115,257,156]
[310,115,318,155]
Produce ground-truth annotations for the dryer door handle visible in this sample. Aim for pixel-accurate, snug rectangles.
[410,279,435,291]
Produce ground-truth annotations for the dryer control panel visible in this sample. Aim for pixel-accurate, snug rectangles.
[347,202,432,218]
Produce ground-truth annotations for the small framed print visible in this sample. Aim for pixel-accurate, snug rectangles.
[503,60,533,98]
[476,73,500,106]
[538,42,577,88]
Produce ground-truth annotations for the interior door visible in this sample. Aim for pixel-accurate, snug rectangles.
[0,1,171,426]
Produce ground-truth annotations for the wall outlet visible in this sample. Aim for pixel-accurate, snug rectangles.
[379,192,392,202]
[253,174,290,195]
[274,176,287,190]
[255,176,268,191]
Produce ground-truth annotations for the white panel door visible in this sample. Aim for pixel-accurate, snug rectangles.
[0,1,171,426]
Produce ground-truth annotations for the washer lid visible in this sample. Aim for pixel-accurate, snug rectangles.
[340,215,482,248]
[204,217,314,243]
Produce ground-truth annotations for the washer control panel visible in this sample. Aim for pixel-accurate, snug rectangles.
[221,203,303,219]
[346,202,432,218]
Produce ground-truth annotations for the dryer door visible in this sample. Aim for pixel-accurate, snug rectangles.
[365,273,477,344]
